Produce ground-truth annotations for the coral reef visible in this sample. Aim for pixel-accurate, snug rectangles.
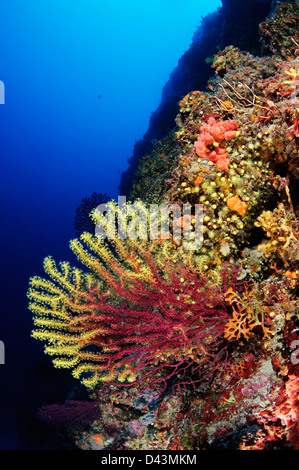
[259,2,299,58]
[119,0,274,197]
[28,3,299,450]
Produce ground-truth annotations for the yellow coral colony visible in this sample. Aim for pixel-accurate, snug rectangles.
[27,201,156,388]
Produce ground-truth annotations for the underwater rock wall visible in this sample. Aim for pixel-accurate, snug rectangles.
[119,0,275,196]
[27,1,299,451]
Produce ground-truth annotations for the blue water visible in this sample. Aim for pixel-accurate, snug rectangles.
[0,0,221,449]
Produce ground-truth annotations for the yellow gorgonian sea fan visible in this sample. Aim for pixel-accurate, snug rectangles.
[27,223,155,388]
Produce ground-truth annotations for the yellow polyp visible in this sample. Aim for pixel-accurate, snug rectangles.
[100,365,119,382]
[117,364,137,383]
[52,355,80,369]
[127,371,137,383]
[81,373,100,389]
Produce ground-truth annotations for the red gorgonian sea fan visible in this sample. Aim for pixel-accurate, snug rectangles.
[28,231,240,393]
[38,400,101,431]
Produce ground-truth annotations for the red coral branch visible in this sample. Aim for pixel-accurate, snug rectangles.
[79,255,239,391]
